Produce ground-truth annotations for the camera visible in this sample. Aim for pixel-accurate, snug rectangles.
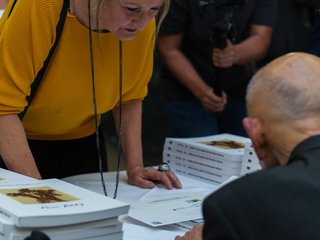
[200,0,247,96]
[200,0,247,49]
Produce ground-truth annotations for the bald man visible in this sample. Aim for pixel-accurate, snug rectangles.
[176,52,320,240]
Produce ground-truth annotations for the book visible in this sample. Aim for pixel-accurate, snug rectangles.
[168,159,238,185]
[0,168,38,185]
[240,142,262,176]
[5,225,123,240]
[163,151,241,175]
[0,213,121,240]
[0,178,129,228]
[169,165,229,185]
[5,230,124,240]
[163,134,250,184]
[164,133,250,162]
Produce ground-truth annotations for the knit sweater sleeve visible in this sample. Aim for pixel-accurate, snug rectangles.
[0,0,62,113]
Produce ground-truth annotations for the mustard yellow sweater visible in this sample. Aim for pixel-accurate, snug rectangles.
[0,0,155,140]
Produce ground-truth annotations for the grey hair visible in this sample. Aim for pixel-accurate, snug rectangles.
[246,54,320,121]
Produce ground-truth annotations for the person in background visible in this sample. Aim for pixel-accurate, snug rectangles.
[257,0,316,67]
[309,0,320,56]
[0,0,8,9]
[0,0,181,190]
[176,52,320,240]
[157,0,276,138]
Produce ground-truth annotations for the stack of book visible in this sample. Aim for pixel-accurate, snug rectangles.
[0,168,129,240]
[0,168,38,185]
[163,133,251,184]
[240,142,262,176]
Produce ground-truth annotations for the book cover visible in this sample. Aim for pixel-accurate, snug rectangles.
[0,179,129,227]
[0,168,38,185]
[165,133,250,162]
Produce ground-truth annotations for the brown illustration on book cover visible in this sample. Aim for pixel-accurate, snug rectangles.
[200,139,245,149]
[0,187,79,204]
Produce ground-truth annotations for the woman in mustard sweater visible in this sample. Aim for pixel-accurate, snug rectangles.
[0,0,181,190]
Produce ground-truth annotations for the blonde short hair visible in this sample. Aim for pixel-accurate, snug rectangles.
[93,0,170,34]
[156,0,170,33]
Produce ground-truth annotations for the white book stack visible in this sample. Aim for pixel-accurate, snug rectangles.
[0,168,39,185]
[240,142,262,176]
[163,133,251,184]
[0,170,129,240]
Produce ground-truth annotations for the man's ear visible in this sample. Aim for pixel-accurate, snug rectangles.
[242,117,267,160]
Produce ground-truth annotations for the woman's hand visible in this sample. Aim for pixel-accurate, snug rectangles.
[127,166,182,189]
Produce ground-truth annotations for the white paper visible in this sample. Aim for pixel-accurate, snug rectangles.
[64,172,237,239]
[123,223,182,240]
[128,187,212,227]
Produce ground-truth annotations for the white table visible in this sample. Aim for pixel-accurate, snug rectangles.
[63,170,219,240]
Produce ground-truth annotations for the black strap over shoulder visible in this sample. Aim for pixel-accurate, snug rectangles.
[12,0,70,120]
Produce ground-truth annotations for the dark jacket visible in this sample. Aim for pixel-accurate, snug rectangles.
[202,135,320,240]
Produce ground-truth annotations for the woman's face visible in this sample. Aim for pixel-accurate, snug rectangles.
[102,0,163,40]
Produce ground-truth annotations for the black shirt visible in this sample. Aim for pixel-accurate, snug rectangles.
[159,0,277,99]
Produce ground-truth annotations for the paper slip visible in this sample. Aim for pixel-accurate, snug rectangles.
[172,218,204,231]
[139,186,214,201]
[128,187,212,227]
[123,222,182,240]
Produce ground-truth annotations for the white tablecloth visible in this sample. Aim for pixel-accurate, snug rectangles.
[63,171,220,240]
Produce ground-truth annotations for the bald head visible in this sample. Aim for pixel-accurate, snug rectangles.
[247,53,320,122]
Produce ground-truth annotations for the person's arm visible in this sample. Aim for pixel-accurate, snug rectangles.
[0,0,8,9]
[0,114,41,179]
[112,101,182,189]
[158,34,227,112]
[213,24,273,68]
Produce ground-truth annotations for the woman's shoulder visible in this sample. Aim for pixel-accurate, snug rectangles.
[0,0,63,32]
[32,0,64,14]
[25,0,64,28]
[16,0,64,18]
